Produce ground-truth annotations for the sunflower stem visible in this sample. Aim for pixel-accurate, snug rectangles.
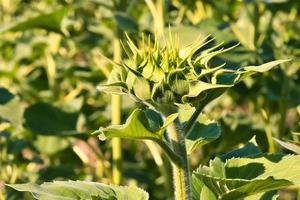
[111,36,122,185]
[167,118,191,200]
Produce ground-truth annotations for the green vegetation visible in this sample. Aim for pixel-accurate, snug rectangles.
[0,0,299,199]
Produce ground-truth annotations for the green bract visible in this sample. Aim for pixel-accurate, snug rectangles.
[98,33,288,113]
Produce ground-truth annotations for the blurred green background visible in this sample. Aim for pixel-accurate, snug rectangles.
[0,0,299,199]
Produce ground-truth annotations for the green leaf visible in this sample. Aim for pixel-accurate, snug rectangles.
[114,12,138,32]
[0,92,23,128]
[231,12,256,50]
[0,87,14,104]
[95,108,169,141]
[221,177,289,200]
[185,118,221,155]
[0,8,68,34]
[7,180,148,200]
[24,103,79,135]
[192,172,205,200]
[182,81,232,103]
[33,136,69,155]
[144,109,164,132]
[191,159,223,200]
[220,140,261,161]
[161,113,179,129]
[200,186,217,200]
[245,191,279,200]
[193,154,300,200]
[273,137,300,155]
[97,82,129,95]
[238,59,290,81]
[94,108,181,163]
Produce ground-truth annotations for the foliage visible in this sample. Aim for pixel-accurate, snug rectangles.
[193,154,300,199]
[0,0,299,200]
[8,181,148,200]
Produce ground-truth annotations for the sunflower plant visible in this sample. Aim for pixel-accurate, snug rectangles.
[8,32,300,200]
[92,33,293,200]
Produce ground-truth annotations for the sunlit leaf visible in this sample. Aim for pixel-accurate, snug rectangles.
[245,191,278,200]
[193,154,300,199]
[182,81,232,103]
[94,108,175,141]
[0,90,23,128]
[231,12,256,50]
[34,136,69,155]
[273,137,300,154]
[185,120,221,155]
[7,180,149,200]
[238,59,290,81]
[220,140,261,161]
[97,82,129,95]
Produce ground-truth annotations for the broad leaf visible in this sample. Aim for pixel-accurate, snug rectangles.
[192,175,217,200]
[193,154,300,200]
[24,103,79,135]
[7,180,148,200]
[220,139,261,161]
[182,81,232,107]
[245,191,279,200]
[97,82,128,95]
[185,118,221,155]
[0,89,23,128]
[94,108,181,163]
[0,8,68,34]
[33,136,69,155]
[94,108,177,141]
[0,87,14,104]
[231,12,256,50]
[114,12,138,32]
[183,81,232,101]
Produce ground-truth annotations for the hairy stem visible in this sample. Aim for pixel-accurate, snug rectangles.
[167,118,191,200]
[111,37,122,185]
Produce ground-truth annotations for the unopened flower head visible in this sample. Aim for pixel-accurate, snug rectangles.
[98,32,287,114]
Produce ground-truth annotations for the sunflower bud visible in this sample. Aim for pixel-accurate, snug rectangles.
[98,32,288,114]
